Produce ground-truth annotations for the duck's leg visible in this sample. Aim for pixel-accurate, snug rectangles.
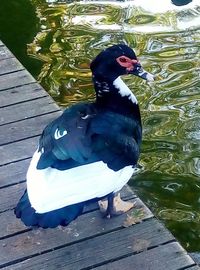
[105,193,115,219]
[98,192,135,218]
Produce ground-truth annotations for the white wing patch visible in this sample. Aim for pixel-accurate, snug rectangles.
[27,150,135,213]
[113,77,138,104]
[54,128,68,140]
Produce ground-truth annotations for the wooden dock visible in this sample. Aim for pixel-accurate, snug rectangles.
[0,40,199,270]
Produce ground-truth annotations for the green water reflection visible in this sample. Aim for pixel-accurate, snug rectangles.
[2,0,200,251]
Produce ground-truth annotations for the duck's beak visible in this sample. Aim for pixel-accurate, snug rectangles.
[129,63,154,82]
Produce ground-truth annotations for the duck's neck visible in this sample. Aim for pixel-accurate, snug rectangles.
[93,75,140,117]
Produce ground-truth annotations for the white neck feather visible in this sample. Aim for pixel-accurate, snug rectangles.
[113,77,138,104]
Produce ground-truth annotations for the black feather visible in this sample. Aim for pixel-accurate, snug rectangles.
[15,191,84,228]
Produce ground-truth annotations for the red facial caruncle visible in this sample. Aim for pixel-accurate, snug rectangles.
[116,56,138,72]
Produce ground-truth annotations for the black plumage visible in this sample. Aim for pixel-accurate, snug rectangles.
[15,191,84,228]
[37,102,141,172]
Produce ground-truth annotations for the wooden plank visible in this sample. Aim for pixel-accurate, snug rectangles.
[0,186,139,238]
[0,209,28,239]
[0,83,48,108]
[0,111,61,145]
[0,96,59,126]
[115,185,137,203]
[0,70,35,91]
[0,217,167,269]
[96,242,195,270]
[0,183,26,213]
[0,159,30,188]
[0,57,24,75]
[0,137,39,166]
[190,253,200,265]
[0,46,13,61]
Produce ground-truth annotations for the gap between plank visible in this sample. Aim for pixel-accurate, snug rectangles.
[0,81,38,93]
[0,77,36,92]
[0,108,60,128]
[0,157,33,168]
[179,264,198,270]
[0,93,48,109]
[0,68,25,77]
[0,134,41,147]
[0,180,26,190]
[80,239,178,270]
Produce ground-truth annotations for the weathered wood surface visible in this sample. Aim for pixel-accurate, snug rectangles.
[0,159,31,188]
[2,218,173,270]
[0,41,199,270]
[0,95,59,126]
[190,253,200,266]
[0,111,61,145]
[189,267,200,270]
[0,57,24,75]
[96,242,195,270]
[0,45,13,60]
[0,83,48,108]
[0,70,36,91]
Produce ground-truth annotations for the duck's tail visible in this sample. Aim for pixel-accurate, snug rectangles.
[14,190,84,228]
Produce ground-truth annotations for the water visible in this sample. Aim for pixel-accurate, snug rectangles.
[0,0,43,77]
[1,0,200,251]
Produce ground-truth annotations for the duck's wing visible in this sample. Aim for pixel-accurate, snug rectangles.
[90,111,142,171]
[37,103,95,170]
[36,103,142,171]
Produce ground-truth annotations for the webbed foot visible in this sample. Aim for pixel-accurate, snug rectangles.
[98,193,135,218]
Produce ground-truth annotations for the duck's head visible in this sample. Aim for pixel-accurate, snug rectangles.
[90,44,154,82]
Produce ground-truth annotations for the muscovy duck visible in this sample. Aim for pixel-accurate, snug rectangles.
[15,44,154,228]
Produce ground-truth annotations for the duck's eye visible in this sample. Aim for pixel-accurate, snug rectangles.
[119,57,127,63]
